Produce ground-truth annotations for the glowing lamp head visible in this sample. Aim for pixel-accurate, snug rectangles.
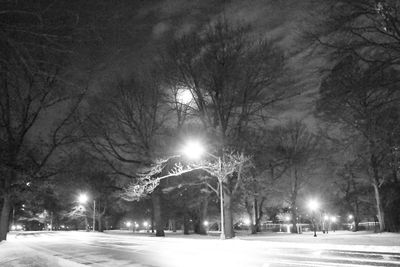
[308,199,319,211]
[203,220,209,226]
[330,216,337,222]
[181,140,205,160]
[348,214,353,220]
[126,221,131,227]
[78,193,88,204]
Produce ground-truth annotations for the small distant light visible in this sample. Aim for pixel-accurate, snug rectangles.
[16,225,23,230]
[244,218,251,226]
[330,216,337,222]
[135,223,139,228]
[348,214,353,220]
[26,182,31,186]
[284,216,290,222]
[11,225,16,231]
[126,221,131,227]
[143,221,148,227]
[203,220,209,226]
[324,215,329,220]
[61,225,65,229]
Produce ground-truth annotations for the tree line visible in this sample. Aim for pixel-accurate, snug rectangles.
[1,0,400,242]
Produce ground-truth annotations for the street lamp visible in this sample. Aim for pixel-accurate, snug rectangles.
[78,193,96,232]
[181,140,225,239]
[308,199,319,237]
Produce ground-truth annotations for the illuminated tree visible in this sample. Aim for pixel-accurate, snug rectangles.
[161,19,287,238]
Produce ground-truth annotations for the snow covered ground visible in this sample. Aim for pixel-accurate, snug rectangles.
[0,230,399,267]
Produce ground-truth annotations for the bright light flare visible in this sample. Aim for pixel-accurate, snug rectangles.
[181,140,205,160]
[176,88,193,105]
[78,193,88,204]
[330,216,337,222]
[12,224,23,231]
[348,214,353,220]
[143,221,149,227]
[203,220,209,226]
[284,215,290,222]
[308,199,319,211]
[324,215,329,220]
[243,218,251,226]
[126,221,131,227]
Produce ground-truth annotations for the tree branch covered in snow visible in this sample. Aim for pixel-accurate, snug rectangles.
[121,151,251,201]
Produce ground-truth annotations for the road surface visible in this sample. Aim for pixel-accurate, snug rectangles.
[1,231,400,267]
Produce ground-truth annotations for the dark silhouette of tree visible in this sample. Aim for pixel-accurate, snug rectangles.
[268,121,322,233]
[0,1,85,241]
[83,68,172,236]
[318,55,400,231]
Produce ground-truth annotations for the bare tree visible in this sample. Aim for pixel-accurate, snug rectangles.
[318,55,400,231]
[269,121,322,233]
[161,19,288,238]
[0,1,85,241]
[82,69,171,236]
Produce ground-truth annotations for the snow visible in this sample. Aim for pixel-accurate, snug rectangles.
[0,230,399,267]
[0,239,83,267]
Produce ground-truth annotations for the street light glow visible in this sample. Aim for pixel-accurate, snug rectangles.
[181,140,205,160]
[78,193,88,204]
[308,199,319,211]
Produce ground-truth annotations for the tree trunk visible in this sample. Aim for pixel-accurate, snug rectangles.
[291,168,299,233]
[250,198,257,234]
[256,198,265,232]
[373,182,385,232]
[194,196,208,235]
[84,216,89,231]
[183,212,190,235]
[291,207,298,234]
[353,201,360,232]
[152,188,165,236]
[0,194,11,241]
[196,194,208,235]
[223,191,234,238]
[98,215,103,232]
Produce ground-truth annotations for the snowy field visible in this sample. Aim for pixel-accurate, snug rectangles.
[0,230,399,267]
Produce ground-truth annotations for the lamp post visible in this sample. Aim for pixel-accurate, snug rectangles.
[308,199,319,237]
[78,193,96,232]
[181,140,225,239]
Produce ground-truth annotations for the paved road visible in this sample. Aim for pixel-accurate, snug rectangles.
[3,231,400,267]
